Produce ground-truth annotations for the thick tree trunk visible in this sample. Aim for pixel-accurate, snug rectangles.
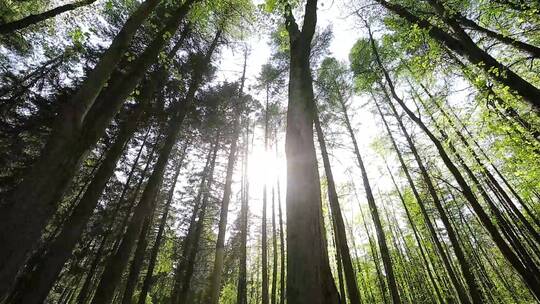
[314,108,362,304]
[0,0,98,34]
[283,1,340,302]
[0,1,193,290]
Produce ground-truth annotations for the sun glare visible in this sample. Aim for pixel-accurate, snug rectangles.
[244,142,286,212]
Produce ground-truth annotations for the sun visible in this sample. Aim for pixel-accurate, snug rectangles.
[244,141,286,212]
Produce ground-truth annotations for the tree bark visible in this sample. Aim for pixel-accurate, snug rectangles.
[283,0,340,302]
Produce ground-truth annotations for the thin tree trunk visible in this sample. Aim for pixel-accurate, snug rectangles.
[370,31,540,300]
[379,87,483,304]
[261,86,270,304]
[455,14,540,58]
[0,0,98,34]
[355,195,388,304]
[170,139,216,304]
[277,167,285,304]
[137,143,187,304]
[419,84,540,242]
[207,114,242,304]
[3,102,152,304]
[206,46,246,304]
[91,28,218,304]
[314,107,362,304]
[236,120,250,304]
[176,139,219,304]
[121,206,156,304]
[384,161,445,304]
[374,98,468,304]
[271,185,278,304]
[374,0,540,110]
[337,94,400,303]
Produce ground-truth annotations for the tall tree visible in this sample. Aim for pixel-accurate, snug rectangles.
[279,0,340,302]
[313,105,362,304]
[0,1,195,291]
[206,52,248,304]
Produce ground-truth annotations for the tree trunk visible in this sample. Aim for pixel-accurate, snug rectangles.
[455,14,540,58]
[374,98,469,304]
[0,1,193,290]
[379,88,483,304]
[374,0,540,110]
[0,0,98,34]
[370,32,540,300]
[271,185,278,304]
[236,121,250,304]
[337,95,401,303]
[283,1,340,302]
[121,207,156,304]
[277,165,285,304]
[176,139,219,304]
[384,163,445,304]
[137,143,187,304]
[89,26,218,304]
[261,87,270,304]
[207,114,242,304]
[170,144,215,304]
[314,107,362,304]
[2,100,152,303]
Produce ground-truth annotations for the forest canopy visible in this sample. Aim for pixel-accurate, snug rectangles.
[0,0,539,303]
